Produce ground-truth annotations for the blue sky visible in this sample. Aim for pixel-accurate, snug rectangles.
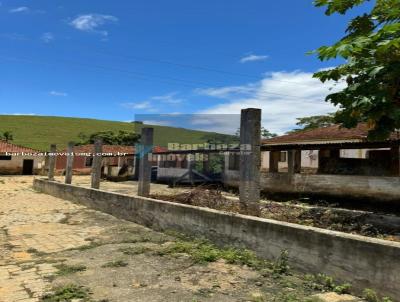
[0,1,370,134]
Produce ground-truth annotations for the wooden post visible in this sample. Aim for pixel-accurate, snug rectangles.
[239,108,261,216]
[65,142,74,184]
[269,151,280,173]
[47,144,56,181]
[91,139,103,189]
[138,128,154,197]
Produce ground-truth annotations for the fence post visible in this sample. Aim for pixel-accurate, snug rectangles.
[47,144,56,181]
[138,128,154,197]
[239,108,261,215]
[65,142,74,184]
[91,139,103,189]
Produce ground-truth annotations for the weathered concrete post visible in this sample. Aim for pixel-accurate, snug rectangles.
[91,139,103,189]
[47,144,56,181]
[65,142,74,184]
[137,128,154,197]
[239,108,261,215]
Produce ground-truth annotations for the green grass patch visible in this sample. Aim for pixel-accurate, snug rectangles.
[40,284,91,302]
[101,260,128,268]
[363,289,393,302]
[303,274,351,294]
[55,264,87,276]
[119,246,151,255]
[158,238,267,269]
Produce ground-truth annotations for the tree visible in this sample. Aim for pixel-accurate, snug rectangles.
[235,127,278,139]
[77,131,140,146]
[261,127,278,139]
[288,113,336,133]
[1,131,14,142]
[312,0,400,140]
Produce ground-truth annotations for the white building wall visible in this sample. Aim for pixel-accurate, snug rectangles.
[0,155,45,174]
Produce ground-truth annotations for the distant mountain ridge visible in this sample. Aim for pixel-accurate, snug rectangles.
[0,115,227,151]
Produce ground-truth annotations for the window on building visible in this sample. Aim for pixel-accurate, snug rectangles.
[279,151,287,162]
[0,155,12,160]
[228,153,240,170]
[85,156,93,167]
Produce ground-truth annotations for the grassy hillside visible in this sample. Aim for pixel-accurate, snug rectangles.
[0,115,227,151]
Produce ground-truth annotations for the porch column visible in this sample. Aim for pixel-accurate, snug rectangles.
[47,144,56,181]
[65,142,74,184]
[294,149,301,173]
[288,150,301,175]
[269,151,280,173]
[91,139,103,189]
[138,128,154,197]
[239,108,261,216]
[390,146,400,176]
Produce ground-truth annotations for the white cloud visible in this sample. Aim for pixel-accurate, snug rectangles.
[196,70,346,134]
[121,92,184,113]
[142,120,172,126]
[1,113,37,116]
[240,54,269,63]
[49,91,67,97]
[9,6,29,13]
[41,32,54,43]
[195,85,256,100]
[151,92,183,104]
[122,101,152,110]
[70,14,118,36]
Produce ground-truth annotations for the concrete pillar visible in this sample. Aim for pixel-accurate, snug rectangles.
[288,150,301,174]
[47,144,56,181]
[138,128,154,197]
[133,155,140,180]
[294,149,301,173]
[239,108,261,216]
[287,150,294,175]
[390,146,400,176]
[269,151,280,173]
[91,139,103,189]
[188,154,195,186]
[65,142,74,184]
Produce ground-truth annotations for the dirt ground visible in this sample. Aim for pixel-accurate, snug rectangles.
[0,176,369,302]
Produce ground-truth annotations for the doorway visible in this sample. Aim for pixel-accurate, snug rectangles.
[22,159,34,175]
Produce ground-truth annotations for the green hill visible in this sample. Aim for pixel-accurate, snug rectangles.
[0,115,229,151]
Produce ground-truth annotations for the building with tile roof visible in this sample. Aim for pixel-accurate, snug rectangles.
[0,140,45,175]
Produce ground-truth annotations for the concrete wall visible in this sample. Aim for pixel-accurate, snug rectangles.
[33,179,400,300]
[0,155,44,175]
[223,170,400,202]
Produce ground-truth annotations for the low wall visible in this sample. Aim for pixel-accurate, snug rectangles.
[224,170,400,201]
[33,179,400,300]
